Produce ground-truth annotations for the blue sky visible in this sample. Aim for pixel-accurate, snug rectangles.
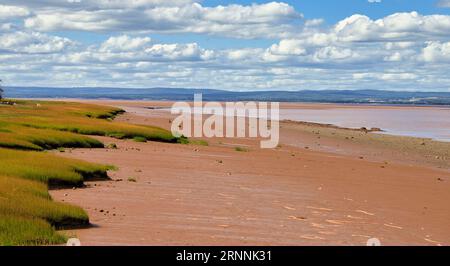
[206,0,450,23]
[1,0,450,91]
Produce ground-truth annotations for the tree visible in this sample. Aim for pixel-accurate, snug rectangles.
[0,79,3,100]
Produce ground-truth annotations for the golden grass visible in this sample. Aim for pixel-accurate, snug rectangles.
[0,100,177,147]
[0,148,112,186]
[0,216,66,246]
[0,148,108,246]
[0,176,88,246]
[0,125,104,150]
[0,176,89,227]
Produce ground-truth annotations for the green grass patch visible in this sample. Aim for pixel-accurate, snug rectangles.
[0,147,109,245]
[133,136,147,142]
[0,216,67,246]
[177,135,190,144]
[189,139,209,146]
[234,146,249,152]
[0,175,89,227]
[172,136,208,146]
[0,175,90,246]
[0,100,178,149]
[0,148,112,187]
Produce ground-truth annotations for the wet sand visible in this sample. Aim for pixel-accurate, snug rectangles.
[50,101,450,246]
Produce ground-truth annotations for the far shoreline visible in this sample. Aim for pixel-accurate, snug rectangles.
[10,97,450,108]
[11,98,450,143]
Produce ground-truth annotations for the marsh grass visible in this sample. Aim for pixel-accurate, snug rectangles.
[188,139,209,146]
[0,100,177,150]
[0,125,104,151]
[0,175,90,246]
[0,148,107,245]
[133,136,147,142]
[176,135,190,144]
[0,216,67,246]
[0,99,179,245]
[0,176,89,226]
[235,146,249,152]
[0,148,112,186]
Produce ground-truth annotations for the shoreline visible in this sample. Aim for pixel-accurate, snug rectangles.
[18,98,450,144]
[14,97,450,108]
[92,100,450,171]
[48,99,450,245]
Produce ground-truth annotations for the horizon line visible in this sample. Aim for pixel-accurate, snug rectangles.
[4,86,450,94]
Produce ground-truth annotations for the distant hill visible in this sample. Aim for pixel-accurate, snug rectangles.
[4,87,450,105]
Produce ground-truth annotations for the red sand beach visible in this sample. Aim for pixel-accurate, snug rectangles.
[50,101,450,246]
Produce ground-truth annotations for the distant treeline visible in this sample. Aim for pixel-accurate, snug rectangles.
[5,87,450,105]
[0,80,3,100]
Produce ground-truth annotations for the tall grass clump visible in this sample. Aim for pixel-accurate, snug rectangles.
[0,176,89,246]
[0,176,89,227]
[0,148,110,245]
[0,216,66,246]
[0,125,104,150]
[0,148,112,187]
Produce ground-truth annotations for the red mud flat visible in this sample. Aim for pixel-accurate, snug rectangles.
[50,101,450,246]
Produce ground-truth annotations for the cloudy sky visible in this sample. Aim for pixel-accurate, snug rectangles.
[1,0,450,91]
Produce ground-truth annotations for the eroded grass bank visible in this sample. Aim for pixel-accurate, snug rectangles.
[0,99,178,245]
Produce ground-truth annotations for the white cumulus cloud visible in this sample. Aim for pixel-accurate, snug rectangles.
[100,35,152,52]
[0,31,75,54]
[0,5,29,20]
[1,2,450,91]
[20,2,303,39]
